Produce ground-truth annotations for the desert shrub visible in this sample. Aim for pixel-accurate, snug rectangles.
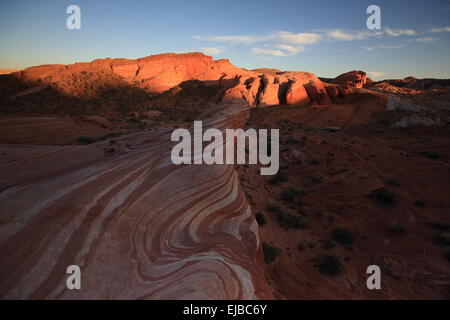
[76,136,96,145]
[296,199,307,207]
[268,171,288,185]
[445,249,450,262]
[321,239,336,250]
[429,222,450,232]
[387,224,406,235]
[332,228,355,245]
[318,254,342,276]
[255,213,267,226]
[414,200,427,208]
[277,210,308,229]
[268,203,307,229]
[107,132,121,138]
[372,188,396,206]
[262,243,279,263]
[421,151,445,160]
[435,232,450,246]
[386,178,400,187]
[286,135,300,144]
[306,241,315,248]
[267,203,283,214]
[280,186,301,203]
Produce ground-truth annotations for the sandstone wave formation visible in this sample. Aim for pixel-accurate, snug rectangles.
[0,99,274,299]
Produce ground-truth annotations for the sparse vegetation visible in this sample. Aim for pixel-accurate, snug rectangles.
[268,171,288,185]
[372,188,396,206]
[386,178,400,187]
[434,232,450,246]
[387,224,406,235]
[267,203,308,229]
[318,254,342,276]
[421,151,445,160]
[267,203,283,214]
[280,186,301,203]
[321,239,336,250]
[255,213,267,226]
[286,135,300,144]
[414,200,427,208]
[262,243,279,263]
[429,221,450,232]
[277,210,308,229]
[306,241,315,248]
[445,249,450,262]
[332,228,355,245]
[76,136,96,145]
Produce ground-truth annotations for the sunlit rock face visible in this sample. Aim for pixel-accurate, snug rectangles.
[331,70,367,88]
[9,52,353,109]
[11,53,256,95]
[0,99,273,300]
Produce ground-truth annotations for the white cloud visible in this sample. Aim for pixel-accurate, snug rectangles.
[251,48,288,57]
[428,26,450,33]
[363,44,404,51]
[384,28,417,37]
[193,35,263,44]
[327,29,381,41]
[194,31,321,46]
[378,44,404,49]
[367,71,385,79]
[270,31,322,44]
[251,44,305,57]
[193,25,447,58]
[201,47,222,55]
[274,44,305,54]
[409,37,437,43]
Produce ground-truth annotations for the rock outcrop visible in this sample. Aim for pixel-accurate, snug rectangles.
[11,53,255,95]
[332,70,367,88]
[6,53,355,112]
[222,71,351,107]
[285,80,310,106]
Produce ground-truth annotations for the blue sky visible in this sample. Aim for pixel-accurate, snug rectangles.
[1,0,449,79]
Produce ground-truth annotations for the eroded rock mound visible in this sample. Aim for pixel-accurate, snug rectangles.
[11,53,254,95]
[2,52,357,115]
[222,71,352,107]
[332,70,367,88]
